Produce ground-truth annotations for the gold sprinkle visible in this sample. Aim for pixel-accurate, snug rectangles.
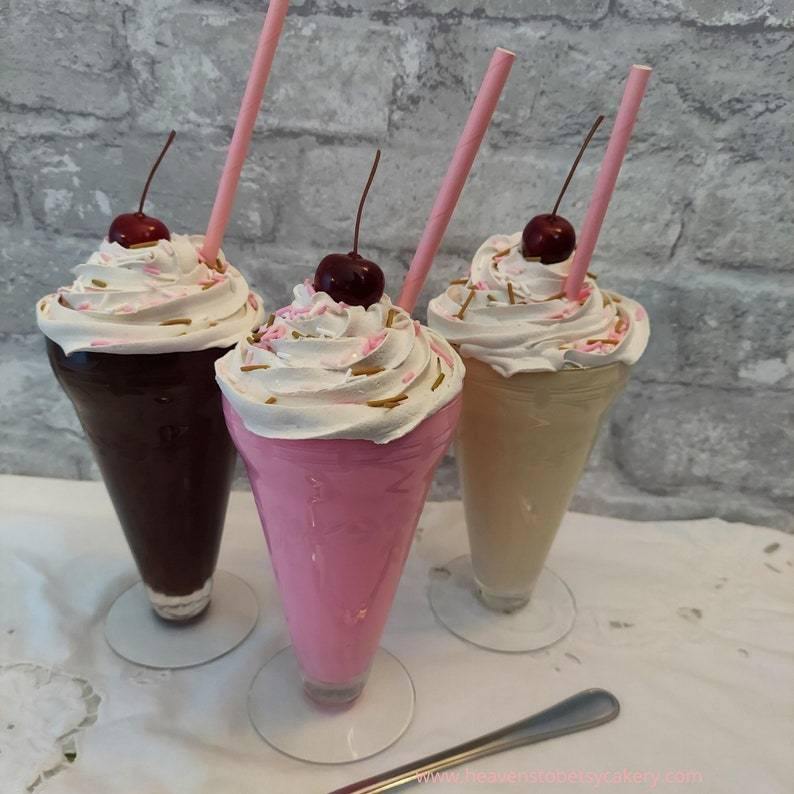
[159,318,192,326]
[449,278,469,285]
[208,321,218,327]
[587,271,598,280]
[266,313,275,328]
[91,278,107,288]
[291,330,305,339]
[487,294,497,301]
[385,308,397,328]
[524,255,542,262]
[39,301,45,312]
[585,338,619,345]
[202,283,214,290]
[264,396,277,405]
[494,248,511,258]
[507,282,516,305]
[367,393,408,408]
[455,288,476,320]
[351,365,385,376]
[206,257,225,273]
[542,291,566,302]
[240,364,271,372]
[431,372,445,391]
[129,241,159,250]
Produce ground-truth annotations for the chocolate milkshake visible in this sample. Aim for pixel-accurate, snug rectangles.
[37,232,263,620]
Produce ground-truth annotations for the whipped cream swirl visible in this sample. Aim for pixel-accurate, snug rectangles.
[216,281,463,444]
[428,232,649,376]
[37,234,264,355]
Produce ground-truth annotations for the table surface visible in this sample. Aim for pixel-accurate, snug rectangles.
[1,475,792,794]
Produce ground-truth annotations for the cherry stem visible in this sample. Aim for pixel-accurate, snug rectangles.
[353,149,381,256]
[551,115,605,218]
[138,130,176,215]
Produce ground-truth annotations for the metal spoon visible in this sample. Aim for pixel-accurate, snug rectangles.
[328,688,620,794]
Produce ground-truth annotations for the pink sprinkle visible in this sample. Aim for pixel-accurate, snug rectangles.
[312,304,328,316]
[402,371,416,384]
[413,320,421,336]
[76,302,91,311]
[361,331,387,356]
[475,280,488,290]
[143,265,161,276]
[90,339,114,347]
[429,341,454,369]
[303,278,316,295]
[119,304,135,313]
[338,302,349,309]
[100,253,111,263]
[244,349,254,365]
[248,293,258,309]
[635,307,646,321]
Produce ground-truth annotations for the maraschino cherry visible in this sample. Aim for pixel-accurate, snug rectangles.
[522,115,605,264]
[107,130,176,248]
[314,150,385,308]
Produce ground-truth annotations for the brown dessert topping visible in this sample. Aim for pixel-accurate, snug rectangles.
[91,278,107,288]
[159,318,192,326]
[351,365,385,376]
[240,364,271,372]
[455,288,476,320]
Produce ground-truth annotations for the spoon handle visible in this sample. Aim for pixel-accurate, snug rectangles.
[328,688,619,794]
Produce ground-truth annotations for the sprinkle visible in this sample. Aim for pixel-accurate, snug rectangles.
[449,278,469,285]
[159,318,192,326]
[76,302,91,311]
[455,288,476,320]
[542,291,566,302]
[264,396,277,404]
[385,308,397,328]
[291,330,303,339]
[367,393,408,409]
[240,364,271,372]
[208,321,218,327]
[585,338,619,346]
[202,283,214,291]
[351,365,385,376]
[142,265,161,276]
[431,372,445,391]
[304,278,316,296]
[507,282,516,305]
[266,313,275,328]
[487,294,497,301]
[587,271,598,279]
[475,280,488,290]
[129,241,158,250]
[402,370,416,384]
[90,339,113,347]
[429,340,454,369]
[91,278,107,288]
[524,255,542,262]
[494,247,511,259]
[361,331,387,356]
[413,320,421,336]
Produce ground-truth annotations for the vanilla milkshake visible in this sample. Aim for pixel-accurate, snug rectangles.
[428,231,649,611]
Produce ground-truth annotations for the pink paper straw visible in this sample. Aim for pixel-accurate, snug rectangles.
[565,64,652,300]
[201,0,290,264]
[397,47,515,313]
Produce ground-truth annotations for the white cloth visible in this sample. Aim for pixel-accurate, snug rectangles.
[1,475,792,794]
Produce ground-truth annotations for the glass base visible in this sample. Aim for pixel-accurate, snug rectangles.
[104,570,258,669]
[428,555,576,653]
[248,646,415,764]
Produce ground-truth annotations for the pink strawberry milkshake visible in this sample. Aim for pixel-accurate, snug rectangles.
[217,281,463,703]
